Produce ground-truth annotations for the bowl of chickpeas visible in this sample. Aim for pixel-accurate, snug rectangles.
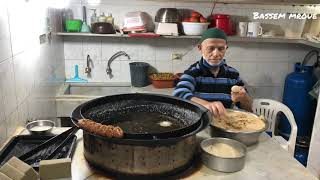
[149,73,178,88]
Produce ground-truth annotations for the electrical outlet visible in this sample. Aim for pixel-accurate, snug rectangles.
[172,53,182,61]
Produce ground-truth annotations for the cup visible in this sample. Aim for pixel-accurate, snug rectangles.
[237,22,248,37]
[247,22,263,37]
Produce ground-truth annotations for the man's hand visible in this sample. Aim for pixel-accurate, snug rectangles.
[204,101,226,117]
[231,85,248,103]
[190,97,226,117]
[231,85,253,112]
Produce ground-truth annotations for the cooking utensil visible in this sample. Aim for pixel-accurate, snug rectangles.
[209,109,268,146]
[70,93,211,176]
[26,120,55,135]
[19,126,79,161]
[155,8,181,23]
[200,137,246,172]
[74,93,206,140]
[0,135,77,170]
[91,22,116,34]
[81,6,90,33]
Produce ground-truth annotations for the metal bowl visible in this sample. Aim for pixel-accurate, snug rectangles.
[210,109,268,146]
[155,8,181,23]
[200,137,247,172]
[26,120,55,135]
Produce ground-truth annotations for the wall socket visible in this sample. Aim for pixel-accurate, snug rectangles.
[172,53,183,60]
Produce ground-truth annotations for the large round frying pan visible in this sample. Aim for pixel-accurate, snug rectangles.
[71,93,209,140]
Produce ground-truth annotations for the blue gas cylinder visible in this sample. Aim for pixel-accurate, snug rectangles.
[280,63,317,137]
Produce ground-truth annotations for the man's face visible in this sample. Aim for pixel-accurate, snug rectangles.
[198,38,227,65]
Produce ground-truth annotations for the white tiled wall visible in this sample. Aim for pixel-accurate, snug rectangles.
[0,1,65,145]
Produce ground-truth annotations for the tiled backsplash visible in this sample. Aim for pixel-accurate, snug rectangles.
[0,1,64,145]
[64,36,313,100]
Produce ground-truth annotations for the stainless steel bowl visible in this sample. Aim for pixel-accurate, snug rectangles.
[155,8,181,23]
[26,120,55,135]
[210,110,268,146]
[200,137,247,172]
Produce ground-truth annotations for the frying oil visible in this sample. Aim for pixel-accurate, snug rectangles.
[111,112,184,134]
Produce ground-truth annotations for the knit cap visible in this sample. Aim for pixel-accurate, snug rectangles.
[199,28,228,44]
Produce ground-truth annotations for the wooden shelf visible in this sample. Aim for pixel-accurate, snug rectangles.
[56,32,320,49]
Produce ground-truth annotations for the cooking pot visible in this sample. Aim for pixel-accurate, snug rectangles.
[91,22,116,34]
[71,93,211,177]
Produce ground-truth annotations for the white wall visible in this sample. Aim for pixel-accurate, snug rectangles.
[0,1,65,145]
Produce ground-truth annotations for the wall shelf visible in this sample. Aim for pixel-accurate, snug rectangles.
[56,32,320,49]
[142,0,320,5]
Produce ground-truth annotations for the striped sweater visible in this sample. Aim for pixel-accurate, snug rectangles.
[173,58,244,108]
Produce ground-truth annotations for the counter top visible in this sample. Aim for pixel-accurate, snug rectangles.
[15,127,317,180]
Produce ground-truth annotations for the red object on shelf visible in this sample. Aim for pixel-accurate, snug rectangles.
[209,14,234,35]
[128,33,161,38]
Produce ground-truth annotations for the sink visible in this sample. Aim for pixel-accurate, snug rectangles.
[56,82,133,117]
[64,84,132,96]
[56,82,174,117]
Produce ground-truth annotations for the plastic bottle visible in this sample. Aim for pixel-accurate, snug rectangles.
[90,9,97,26]
[98,12,106,22]
[106,13,114,25]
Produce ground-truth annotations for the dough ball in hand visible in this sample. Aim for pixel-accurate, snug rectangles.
[231,85,242,93]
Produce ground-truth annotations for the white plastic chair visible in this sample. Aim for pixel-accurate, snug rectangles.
[252,98,298,156]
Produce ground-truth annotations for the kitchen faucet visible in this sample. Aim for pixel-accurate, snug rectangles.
[106,51,130,78]
[85,54,92,75]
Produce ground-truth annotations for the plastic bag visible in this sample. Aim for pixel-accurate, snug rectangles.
[309,80,320,100]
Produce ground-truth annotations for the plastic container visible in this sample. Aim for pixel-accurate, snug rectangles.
[98,12,106,22]
[65,19,82,32]
[106,13,114,25]
[182,22,210,35]
[129,62,150,87]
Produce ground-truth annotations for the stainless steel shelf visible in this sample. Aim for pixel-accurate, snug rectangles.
[56,32,320,49]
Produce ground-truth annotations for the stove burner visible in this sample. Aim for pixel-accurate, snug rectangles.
[158,121,173,127]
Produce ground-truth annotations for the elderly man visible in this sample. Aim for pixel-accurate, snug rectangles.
[173,28,252,117]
